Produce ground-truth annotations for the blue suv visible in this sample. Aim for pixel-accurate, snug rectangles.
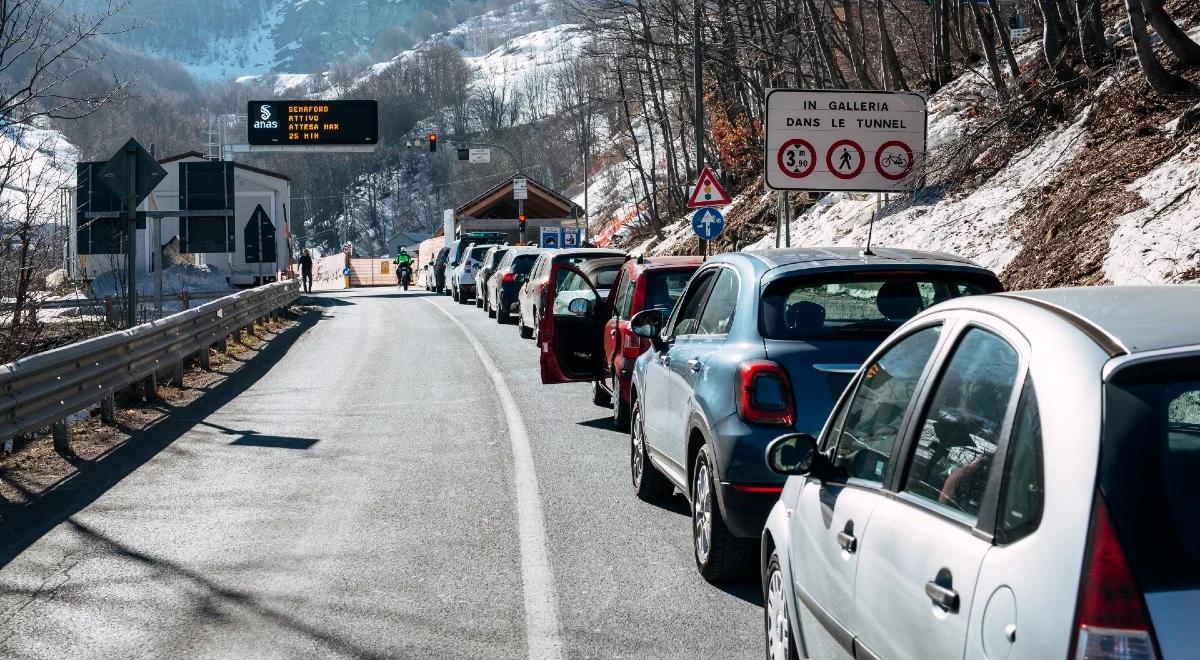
[627,247,1002,580]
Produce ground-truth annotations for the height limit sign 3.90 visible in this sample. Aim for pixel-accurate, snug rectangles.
[765,90,927,193]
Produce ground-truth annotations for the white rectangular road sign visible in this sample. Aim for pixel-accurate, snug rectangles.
[512,177,528,200]
[469,148,491,164]
[764,89,927,193]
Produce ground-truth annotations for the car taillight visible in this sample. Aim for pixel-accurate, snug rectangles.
[735,360,795,426]
[502,272,516,284]
[621,330,643,360]
[1071,496,1159,660]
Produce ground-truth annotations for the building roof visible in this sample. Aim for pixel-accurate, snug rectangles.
[158,151,291,181]
[455,173,582,221]
[1007,286,1200,354]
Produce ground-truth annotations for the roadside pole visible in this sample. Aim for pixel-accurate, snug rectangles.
[125,146,137,328]
[693,0,705,258]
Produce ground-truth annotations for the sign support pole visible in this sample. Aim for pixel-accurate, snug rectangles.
[778,191,791,248]
[125,147,138,328]
[693,0,705,259]
[865,193,881,256]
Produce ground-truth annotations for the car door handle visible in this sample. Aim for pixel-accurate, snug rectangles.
[687,358,702,372]
[836,531,857,553]
[925,580,960,613]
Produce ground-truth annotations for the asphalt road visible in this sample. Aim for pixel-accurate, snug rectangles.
[0,288,761,659]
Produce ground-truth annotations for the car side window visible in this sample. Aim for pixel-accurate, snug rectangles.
[996,378,1043,543]
[902,328,1020,521]
[695,269,738,335]
[669,270,717,338]
[832,326,942,484]
[619,270,638,319]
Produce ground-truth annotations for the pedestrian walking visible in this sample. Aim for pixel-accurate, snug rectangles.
[299,249,313,294]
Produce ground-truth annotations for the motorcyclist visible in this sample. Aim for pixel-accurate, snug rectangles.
[394,249,413,289]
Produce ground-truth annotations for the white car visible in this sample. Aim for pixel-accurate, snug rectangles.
[450,245,491,304]
[761,286,1198,660]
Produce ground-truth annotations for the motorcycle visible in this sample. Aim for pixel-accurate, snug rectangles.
[398,264,413,291]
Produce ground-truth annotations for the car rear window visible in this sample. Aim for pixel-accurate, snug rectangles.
[556,253,623,267]
[591,266,620,289]
[469,246,490,260]
[760,273,998,340]
[512,254,537,274]
[644,270,695,311]
[1104,355,1200,592]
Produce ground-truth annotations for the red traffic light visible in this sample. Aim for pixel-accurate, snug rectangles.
[429,133,438,152]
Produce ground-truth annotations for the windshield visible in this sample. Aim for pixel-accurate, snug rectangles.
[760,274,998,340]
[469,246,490,261]
[644,270,696,311]
[1105,356,1200,593]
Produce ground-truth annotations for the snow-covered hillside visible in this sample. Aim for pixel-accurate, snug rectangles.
[0,124,77,225]
[621,46,1200,288]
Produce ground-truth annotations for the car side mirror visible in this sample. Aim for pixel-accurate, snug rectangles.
[568,297,593,316]
[630,308,666,351]
[766,433,819,476]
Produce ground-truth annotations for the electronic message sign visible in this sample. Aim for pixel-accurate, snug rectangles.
[247,100,378,146]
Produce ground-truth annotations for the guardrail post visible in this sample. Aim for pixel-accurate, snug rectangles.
[246,323,256,339]
[52,420,68,451]
[198,347,211,370]
[181,291,190,310]
[232,328,242,344]
[143,373,158,401]
[171,362,185,387]
[101,394,115,424]
[104,296,114,326]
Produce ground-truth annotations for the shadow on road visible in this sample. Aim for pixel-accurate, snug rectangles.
[298,295,355,307]
[0,309,322,570]
[576,416,619,432]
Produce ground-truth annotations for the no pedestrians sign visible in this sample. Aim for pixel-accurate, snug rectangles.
[765,89,927,192]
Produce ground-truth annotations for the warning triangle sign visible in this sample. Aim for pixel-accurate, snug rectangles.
[687,166,732,208]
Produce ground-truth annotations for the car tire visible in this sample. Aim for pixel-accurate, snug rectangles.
[496,304,509,324]
[487,303,497,319]
[631,402,672,502]
[519,316,533,339]
[592,381,612,408]
[692,446,754,582]
[459,291,471,305]
[764,550,800,660]
[476,293,484,308]
[613,390,631,432]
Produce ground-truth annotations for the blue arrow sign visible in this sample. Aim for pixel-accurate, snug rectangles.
[691,207,725,240]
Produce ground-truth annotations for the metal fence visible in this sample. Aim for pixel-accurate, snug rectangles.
[0,280,298,447]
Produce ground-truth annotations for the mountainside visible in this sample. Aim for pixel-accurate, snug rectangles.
[60,0,502,79]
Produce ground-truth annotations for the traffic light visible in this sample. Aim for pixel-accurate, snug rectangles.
[429,133,438,152]
[518,214,526,232]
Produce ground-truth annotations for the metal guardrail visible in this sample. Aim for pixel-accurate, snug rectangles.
[0,280,299,445]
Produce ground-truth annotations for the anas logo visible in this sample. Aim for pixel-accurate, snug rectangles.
[253,104,278,129]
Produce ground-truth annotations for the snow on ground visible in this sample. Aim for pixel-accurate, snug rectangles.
[156,1,285,81]
[0,123,77,224]
[1105,142,1200,284]
[91,263,230,299]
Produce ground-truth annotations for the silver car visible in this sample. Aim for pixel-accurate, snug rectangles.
[761,285,1199,660]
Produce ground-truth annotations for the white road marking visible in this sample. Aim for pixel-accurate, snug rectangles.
[425,299,564,660]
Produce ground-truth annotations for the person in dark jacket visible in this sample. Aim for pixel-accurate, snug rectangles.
[298,250,313,294]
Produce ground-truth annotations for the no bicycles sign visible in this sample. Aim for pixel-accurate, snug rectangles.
[764,89,927,193]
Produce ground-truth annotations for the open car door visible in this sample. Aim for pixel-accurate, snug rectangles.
[539,263,608,384]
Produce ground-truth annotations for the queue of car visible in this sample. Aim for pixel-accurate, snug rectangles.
[426,235,1196,660]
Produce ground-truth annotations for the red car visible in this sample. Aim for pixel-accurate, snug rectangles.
[538,255,701,430]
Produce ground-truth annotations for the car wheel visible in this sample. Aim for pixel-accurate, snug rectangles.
[592,381,612,407]
[496,303,509,324]
[631,401,672,502]
[692,446,753,582]
[764,550,799,660]
[613,390,630,432]
[532,307,540,342]
[488,303,497,319]
[459,291,471,305]
[519,315,533,339]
